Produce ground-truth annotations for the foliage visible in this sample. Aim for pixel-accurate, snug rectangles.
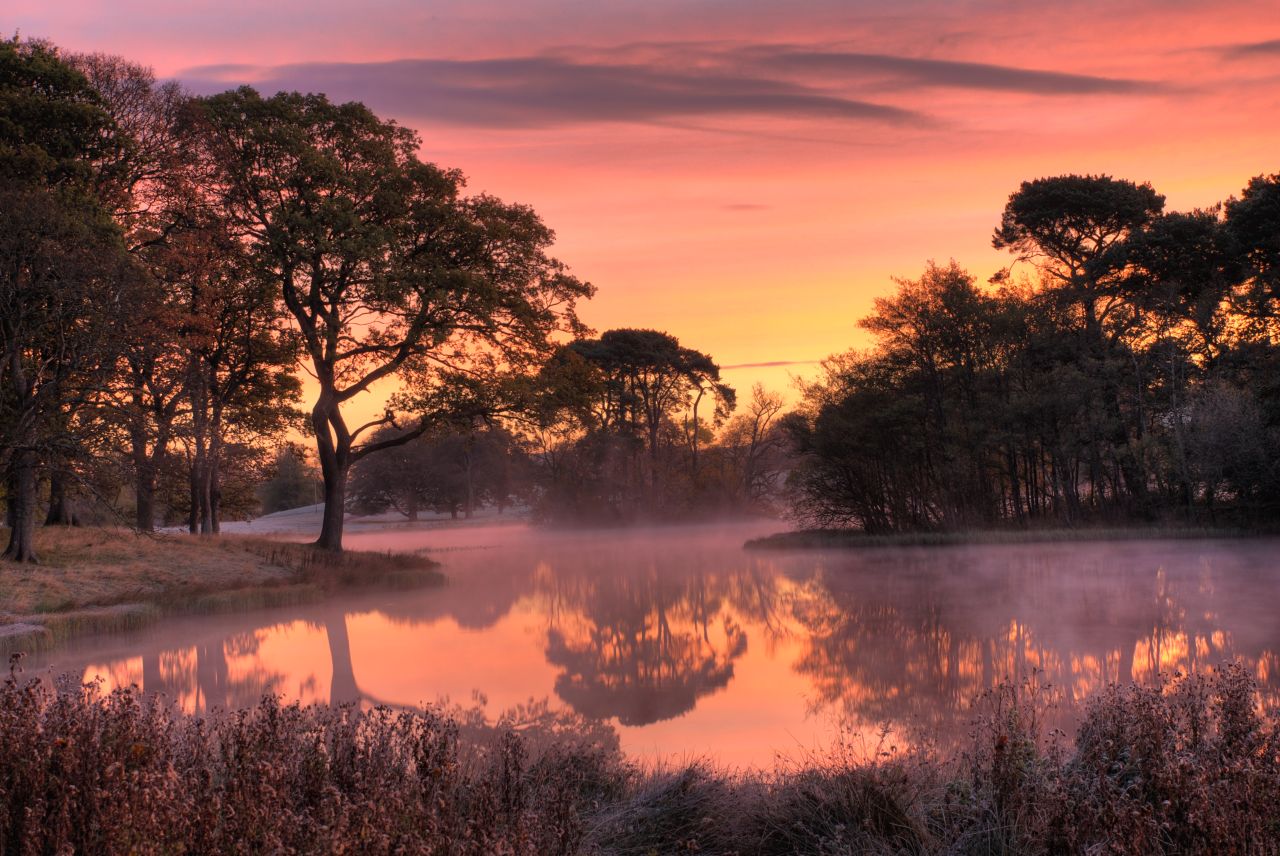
[348,425,529,519]
[194,86,592,550]
[529,328,740,521]
[790,173,1280,532]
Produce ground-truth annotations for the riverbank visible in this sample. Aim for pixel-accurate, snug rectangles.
[1,664,1271,855]
[0,526,442,655]
[744,525,1264,550]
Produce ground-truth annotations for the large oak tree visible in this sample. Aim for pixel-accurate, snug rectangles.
[195,88,591,550]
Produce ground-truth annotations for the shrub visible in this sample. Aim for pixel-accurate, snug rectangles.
[3,657,1279,854]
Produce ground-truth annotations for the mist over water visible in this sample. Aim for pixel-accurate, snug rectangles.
[29,523,1280,767]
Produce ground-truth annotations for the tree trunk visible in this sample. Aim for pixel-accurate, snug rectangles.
[187,458,199,534]
[3,450,40,562]
[136,471,156,533]
[313,395,349,551]
[464,454,475,519]
[45,466,78,526]
[200,410,223,535]
[131,420,164,533]
[316,467,346,551]
[209,458,221,535]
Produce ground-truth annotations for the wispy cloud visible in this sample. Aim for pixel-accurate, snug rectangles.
[181,56,923,128]
[180,41,1163,130]
[1223,38,1280,58]
[721,360,821,370]
[741,47,1165,94]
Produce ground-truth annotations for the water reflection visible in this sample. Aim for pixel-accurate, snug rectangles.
[30,526,1280,766]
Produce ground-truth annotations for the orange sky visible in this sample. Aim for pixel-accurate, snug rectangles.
[11,1,1280,413]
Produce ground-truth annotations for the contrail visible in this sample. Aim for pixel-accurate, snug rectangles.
[720,360,821,370]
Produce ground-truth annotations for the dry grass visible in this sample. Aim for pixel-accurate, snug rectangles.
[0,527,442,654]
[2,663,1276,855]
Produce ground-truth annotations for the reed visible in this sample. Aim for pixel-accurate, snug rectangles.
[2,661,1276,855]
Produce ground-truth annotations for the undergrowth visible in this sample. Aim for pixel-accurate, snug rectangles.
[2,659,1277,855]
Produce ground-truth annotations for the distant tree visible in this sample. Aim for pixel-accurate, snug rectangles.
[349,425,526,520]
[717,384,787,507]
[1127,209,1240,364]
[195,88,591,550]
[258,446,320,515]
[567,329,735,487]
[531,329,735,520]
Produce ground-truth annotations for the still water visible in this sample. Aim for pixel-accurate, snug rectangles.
[28,523,1280,767]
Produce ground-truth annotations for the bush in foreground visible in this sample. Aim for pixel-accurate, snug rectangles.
[2,660,1278,854]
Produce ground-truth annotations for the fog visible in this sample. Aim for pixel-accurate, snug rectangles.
[29,522,1280,767]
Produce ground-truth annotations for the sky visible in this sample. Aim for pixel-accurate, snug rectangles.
[10,0,1280,407]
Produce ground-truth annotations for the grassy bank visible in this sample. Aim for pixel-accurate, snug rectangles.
[744,525,1263,550]
[0,527,442,655]
[1,663,1275,855]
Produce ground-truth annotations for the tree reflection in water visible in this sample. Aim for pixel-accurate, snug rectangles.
[543,570,748,725]
[32,529,1280,759]
[777,541,1280,743]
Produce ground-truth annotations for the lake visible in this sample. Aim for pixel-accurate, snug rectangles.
[28,523,1280,767]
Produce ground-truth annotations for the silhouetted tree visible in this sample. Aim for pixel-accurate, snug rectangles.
[195,88,591,550]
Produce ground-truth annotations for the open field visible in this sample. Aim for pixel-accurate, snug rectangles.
[0,526,442,655]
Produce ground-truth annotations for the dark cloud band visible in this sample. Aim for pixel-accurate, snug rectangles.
[181,42,1162,130]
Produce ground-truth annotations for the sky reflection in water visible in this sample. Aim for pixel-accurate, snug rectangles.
[30,523,1280,767]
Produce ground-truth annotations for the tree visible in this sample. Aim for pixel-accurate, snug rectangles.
[349,425,526,520]
[994,175,1166,510]
[259,446,320,514]
[195,88,592,550]
[993,174,1165,342]
[718,384,787,507]
[565,328,735,489]
[1224,173,1280,328]
[0,39,133,561]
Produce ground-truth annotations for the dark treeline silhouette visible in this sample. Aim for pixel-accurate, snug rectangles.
[16,35,1276,550]
[526,329,787,522]
[788,173,1280,532]
[0,36,793,556]
[342,328,793,525]
[0,37,592,556]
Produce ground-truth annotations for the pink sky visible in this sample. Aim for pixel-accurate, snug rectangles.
[11,1,1280,405]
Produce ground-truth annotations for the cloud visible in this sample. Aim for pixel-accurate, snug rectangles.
[1223,38,1280,58]
[181,55,923,128]
[741,47,1164,95]
[180,41,1164,130]
[721,360,821,370]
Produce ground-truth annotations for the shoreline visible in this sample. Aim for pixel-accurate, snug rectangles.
[0,527,443,656]
[744,525,1269,550]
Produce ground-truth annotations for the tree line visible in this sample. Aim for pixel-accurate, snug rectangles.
[0,37,793,560]
[0,36,597,559]
[19,35,1257,550]
[787,173,1280,531]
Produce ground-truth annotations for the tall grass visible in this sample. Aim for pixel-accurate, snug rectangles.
[2,658,1278,855]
